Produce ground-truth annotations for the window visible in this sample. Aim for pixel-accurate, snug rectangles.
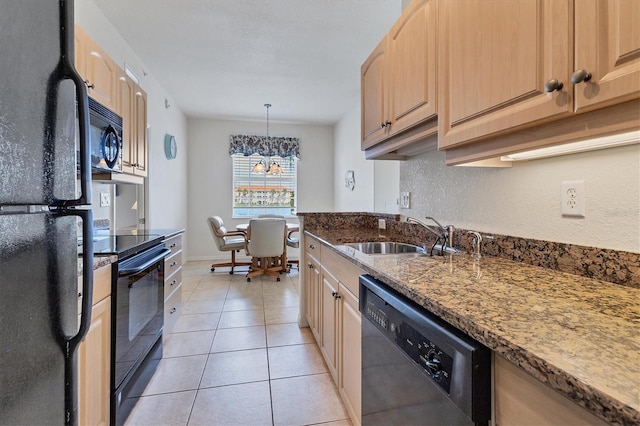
[232,154,297,218]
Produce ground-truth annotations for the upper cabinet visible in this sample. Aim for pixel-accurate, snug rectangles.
[361,0,438,158]
[77,25,149,178]
[361,0,639,164]
[74,26,118,113]
[438,0,640,160]
[387,0,437,137]
[573,0,640,113]
[361,37,389,149]
[117,71,148,177]
[438,0,573,149]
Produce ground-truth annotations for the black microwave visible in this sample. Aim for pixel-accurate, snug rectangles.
[88,97,123,173]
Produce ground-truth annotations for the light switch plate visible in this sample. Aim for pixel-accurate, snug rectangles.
[400,192,410,209]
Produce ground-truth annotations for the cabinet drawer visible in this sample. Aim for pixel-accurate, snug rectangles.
[164,285,182,335]
[321,247,364,297]
[164,234,182,257]
[164,267,182,301]
[165,250,182,278]
[305,235,321,256]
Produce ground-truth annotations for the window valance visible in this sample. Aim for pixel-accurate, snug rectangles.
[229,135,301,159]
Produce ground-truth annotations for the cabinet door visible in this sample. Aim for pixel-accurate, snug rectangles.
[74,25,87,79]
[84,36,118,112]
[388,0,437,136]
[320,269,338,380]
[133,86,148,176]
[339,285,361,424]
[117,70,136,175]
[574,0,640,113]
[361,36,389,149]
[305,253,321,342]
[78,296,111,426]
[438,0,573,149]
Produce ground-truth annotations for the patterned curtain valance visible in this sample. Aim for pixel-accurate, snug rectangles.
[229,134,300,159]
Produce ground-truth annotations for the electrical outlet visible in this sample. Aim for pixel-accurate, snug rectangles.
[100,192,111,207]
[400,192,410,209]
[378,219,386,230]
[561,180,585,217]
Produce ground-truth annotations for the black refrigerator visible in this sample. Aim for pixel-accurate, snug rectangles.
[0,1,94,425]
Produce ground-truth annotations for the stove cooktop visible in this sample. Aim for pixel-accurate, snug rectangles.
[90,233,164,260]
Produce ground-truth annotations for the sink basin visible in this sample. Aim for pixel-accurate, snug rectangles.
[344,241,427,255]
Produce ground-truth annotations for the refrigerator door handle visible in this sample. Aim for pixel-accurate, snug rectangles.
[57,0,91,207]
[66,209,94,350]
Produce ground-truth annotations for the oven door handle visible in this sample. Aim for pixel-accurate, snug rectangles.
[119,248,172,277]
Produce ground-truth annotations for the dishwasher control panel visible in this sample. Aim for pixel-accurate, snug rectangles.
[364,296,454,394]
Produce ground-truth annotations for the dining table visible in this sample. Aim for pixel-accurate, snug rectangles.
[236,221,299,273]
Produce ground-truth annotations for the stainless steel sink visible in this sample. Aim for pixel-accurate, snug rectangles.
[344,241,427,255]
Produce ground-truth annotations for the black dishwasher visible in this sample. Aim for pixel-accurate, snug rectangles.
[359,275,491,426]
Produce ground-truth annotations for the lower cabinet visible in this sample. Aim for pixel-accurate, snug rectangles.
[78,264,111,426]
[494,354,607,425]
[163,232,184,336]
[304,241,364,425]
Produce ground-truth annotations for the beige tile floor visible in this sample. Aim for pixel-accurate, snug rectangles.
[125,260,352,426]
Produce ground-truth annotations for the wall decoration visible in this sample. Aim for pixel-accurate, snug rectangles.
[345,170,355,191]
[164,133,177,160]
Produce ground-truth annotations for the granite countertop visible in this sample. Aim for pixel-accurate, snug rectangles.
[305,227,640,426]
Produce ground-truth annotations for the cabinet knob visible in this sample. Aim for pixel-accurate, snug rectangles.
[309,244,315,249]
[307,263,314,269]
[170,307,177,314]
[544,79,564,93]
[170,280,177,286]
[170,261,177,267]
[170,243,177,248]
[385,121,391,126]
[571,69,592,84]
[84,80,95,89]
[380,122,386,128]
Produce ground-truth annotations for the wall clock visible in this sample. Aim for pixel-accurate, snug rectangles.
[164,133,177,160]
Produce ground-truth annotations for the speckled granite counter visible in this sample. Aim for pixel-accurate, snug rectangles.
[305,227,640,425]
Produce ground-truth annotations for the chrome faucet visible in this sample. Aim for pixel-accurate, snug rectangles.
[407,216,455,255]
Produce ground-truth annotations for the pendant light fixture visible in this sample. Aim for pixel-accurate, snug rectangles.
[252,103,282,175]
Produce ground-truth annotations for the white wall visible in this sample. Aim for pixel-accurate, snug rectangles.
[187,117,334,260]
[400,144,640,252]
[333,102,401,212]
[75,2,189,242]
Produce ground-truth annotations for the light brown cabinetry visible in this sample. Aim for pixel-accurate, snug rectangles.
[438,0,573,149]
[494,354,608,425]
[74,26,118,112]
[573,0,640,113]
[304,236,322,342]
[307,244,363,425]
[117,67,148,177]
[361,0,438,158]
[78,265,111,426]
[438,0,640,163]
[164,233,183,335]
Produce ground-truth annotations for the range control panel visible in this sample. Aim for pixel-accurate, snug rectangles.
[364,298,454,394]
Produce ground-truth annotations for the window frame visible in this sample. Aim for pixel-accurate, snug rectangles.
[231,153,298,219]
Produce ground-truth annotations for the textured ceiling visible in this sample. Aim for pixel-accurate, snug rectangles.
[92,0,402,124]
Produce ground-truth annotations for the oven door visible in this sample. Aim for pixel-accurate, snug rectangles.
[113,245,170,389]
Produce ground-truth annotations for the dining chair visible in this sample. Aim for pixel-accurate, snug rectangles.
[245,218,286,282]
[258,214,298,270]
[208,216,251,274]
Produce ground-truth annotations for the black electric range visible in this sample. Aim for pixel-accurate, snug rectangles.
[91,233,164,260]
